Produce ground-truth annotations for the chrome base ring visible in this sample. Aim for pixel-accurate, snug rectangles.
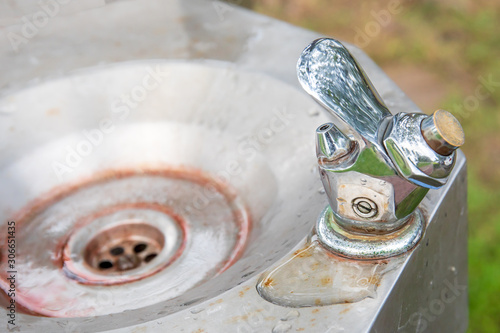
[316,206,425,260]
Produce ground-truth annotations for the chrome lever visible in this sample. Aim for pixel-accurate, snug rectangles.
[298,38,391,141]
[298,38,465,259]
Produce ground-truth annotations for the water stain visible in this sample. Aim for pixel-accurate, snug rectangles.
[281,310,299,321]
[272,322,292,333]
[257,235,403,307]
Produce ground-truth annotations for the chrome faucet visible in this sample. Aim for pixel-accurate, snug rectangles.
[298,38,464,259]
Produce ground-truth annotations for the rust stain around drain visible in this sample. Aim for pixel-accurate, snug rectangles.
[0,166,252,312]
[60,202,189,286]
[10,166,243,227]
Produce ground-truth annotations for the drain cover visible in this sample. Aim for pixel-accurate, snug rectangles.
[64,204,186,284]
[86,223,164,272]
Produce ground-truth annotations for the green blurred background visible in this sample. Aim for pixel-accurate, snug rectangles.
[238,0,500,331]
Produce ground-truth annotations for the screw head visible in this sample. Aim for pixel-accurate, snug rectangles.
[352,197,378,218]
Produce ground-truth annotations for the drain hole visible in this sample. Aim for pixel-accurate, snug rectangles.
[134,243,147,253]
[83,222,165,275]
[144,253,157,263]
[110,247,124,256]
[99,260,114,269]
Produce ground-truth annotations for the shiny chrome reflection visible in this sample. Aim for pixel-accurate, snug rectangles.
[298,38,464,259]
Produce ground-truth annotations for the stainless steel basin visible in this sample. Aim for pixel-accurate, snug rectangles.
[0,60,328,317]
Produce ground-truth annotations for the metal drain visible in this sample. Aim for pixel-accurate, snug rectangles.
[84,222,164,273]
[63,203,186,285]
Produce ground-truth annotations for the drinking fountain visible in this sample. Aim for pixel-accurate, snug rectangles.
[299,38,464,260]
[0,1,467,332]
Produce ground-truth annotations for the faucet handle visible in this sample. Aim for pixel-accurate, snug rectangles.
[297,38,391,141]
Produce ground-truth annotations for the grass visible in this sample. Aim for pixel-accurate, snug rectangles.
[245,0,500,331]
